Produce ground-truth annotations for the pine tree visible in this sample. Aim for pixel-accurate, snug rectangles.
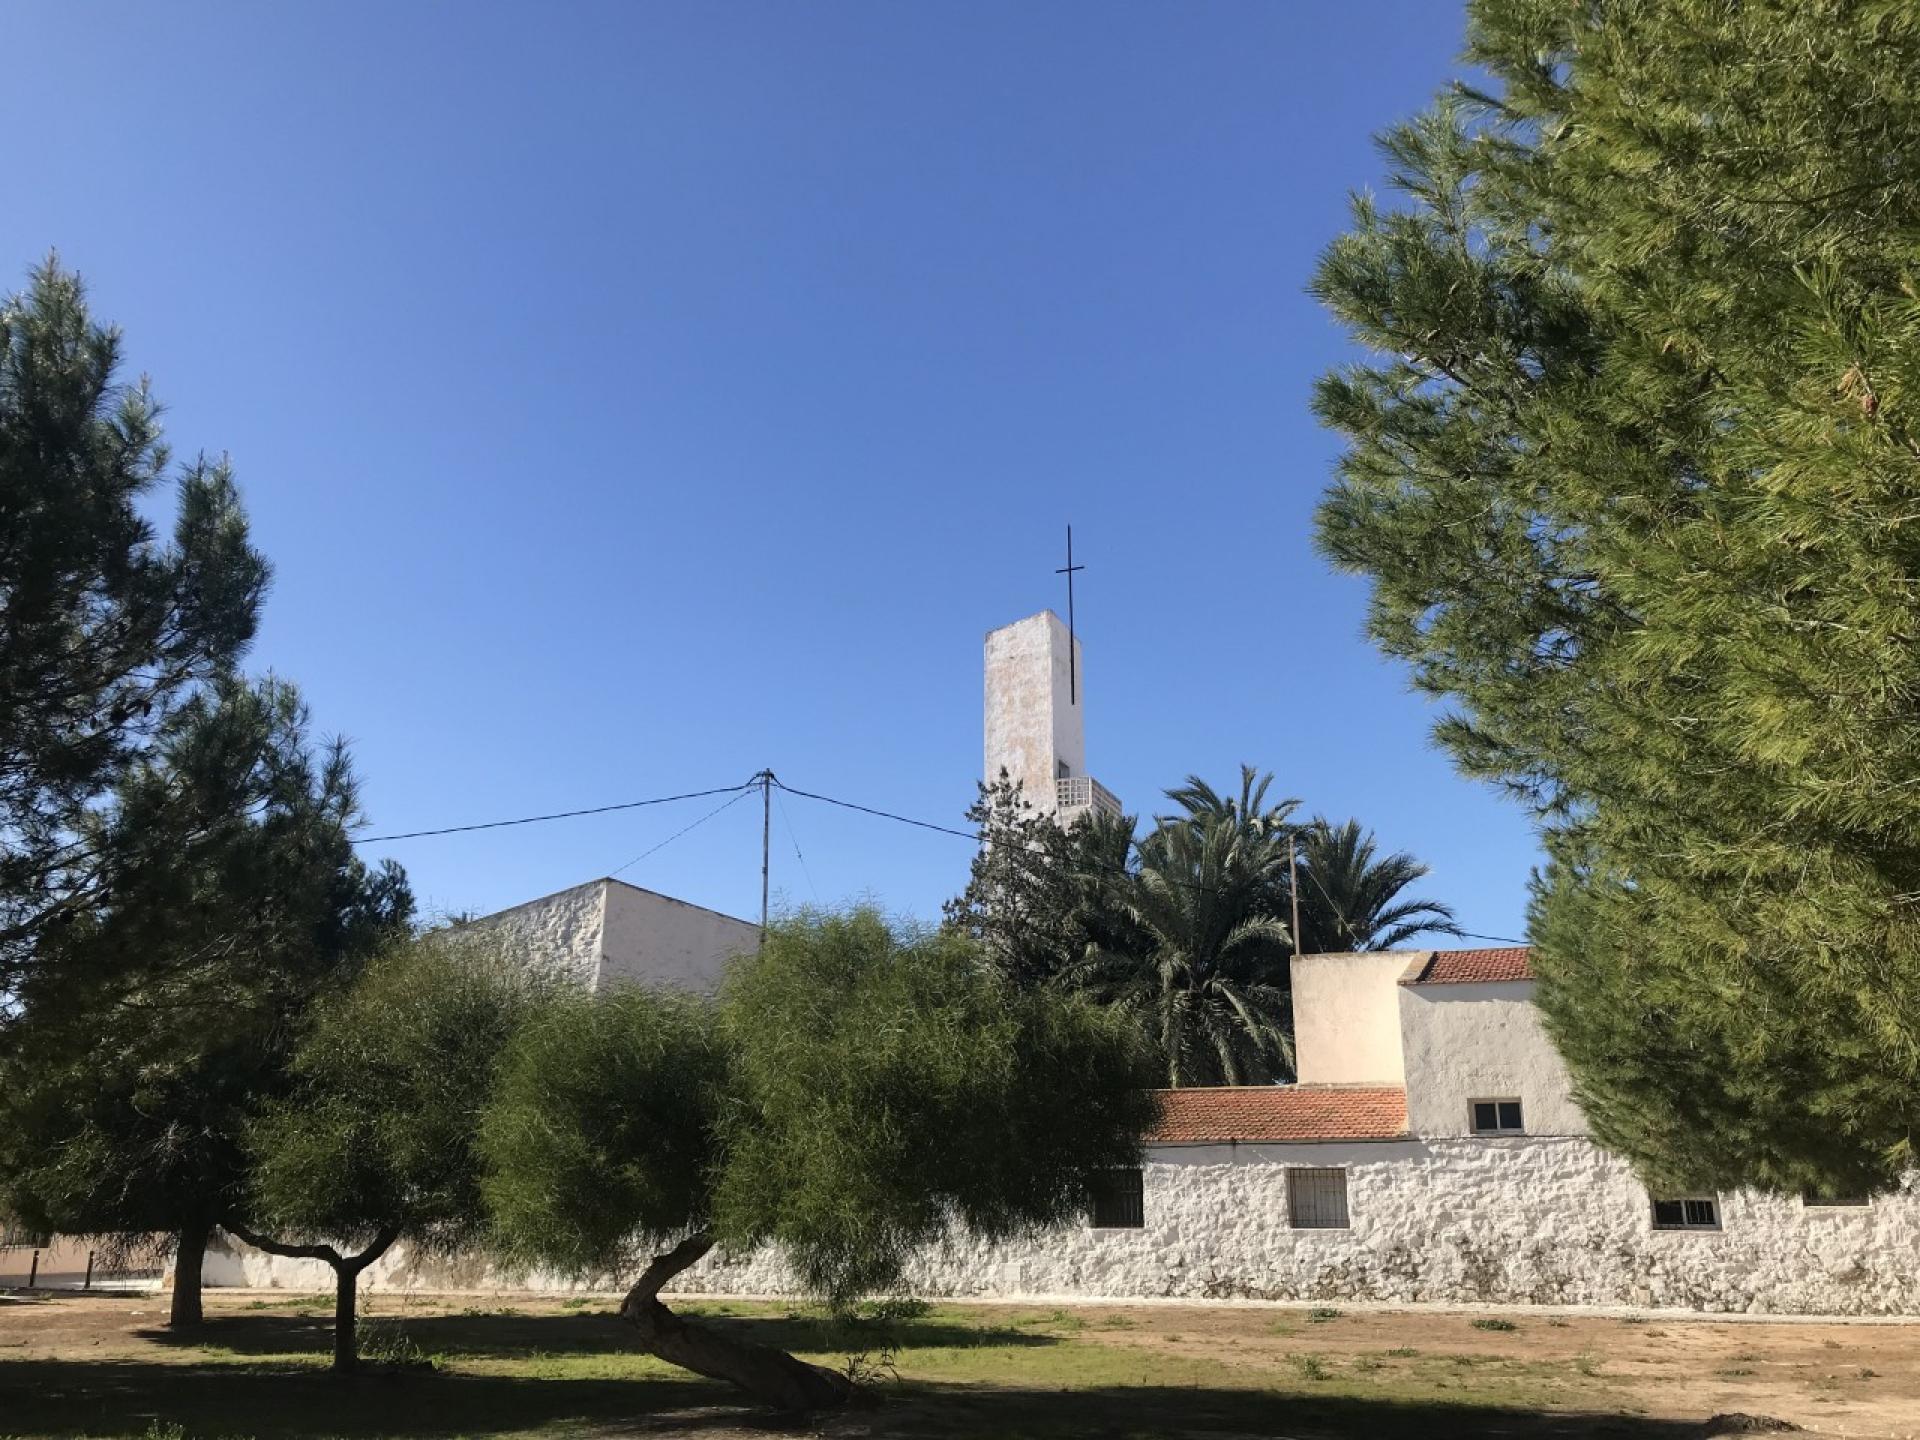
[1311,0,1920,1194]
[0,678,411,1325]
[0,259,269,986]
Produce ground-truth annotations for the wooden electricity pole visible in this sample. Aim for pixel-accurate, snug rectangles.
[1289,832,1303,958]
[758,769,773,938]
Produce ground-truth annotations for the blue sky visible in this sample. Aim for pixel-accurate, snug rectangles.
[6,1,1538,939]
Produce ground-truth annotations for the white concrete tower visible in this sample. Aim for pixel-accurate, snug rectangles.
[983,610,1120,822]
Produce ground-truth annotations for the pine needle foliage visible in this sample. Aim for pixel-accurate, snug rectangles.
[1311,0,1920,1194]
[0,259,269,986]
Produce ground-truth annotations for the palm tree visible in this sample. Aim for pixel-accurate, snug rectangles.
[1052,770,1461,1086]
[1292,817,1461,953]
[1065,768,1299,1087]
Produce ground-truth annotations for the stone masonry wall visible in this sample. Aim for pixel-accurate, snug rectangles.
[217,1137,1920,1316]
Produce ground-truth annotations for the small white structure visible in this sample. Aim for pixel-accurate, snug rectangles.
[472,877,759,994]
[984,610,1121,822]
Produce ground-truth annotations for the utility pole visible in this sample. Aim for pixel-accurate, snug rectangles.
[758,770,774,938]
[1289,832,1303,958]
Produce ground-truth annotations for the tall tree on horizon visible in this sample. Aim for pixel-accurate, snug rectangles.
[1311,0,1920,1195]
[0,258,269,990]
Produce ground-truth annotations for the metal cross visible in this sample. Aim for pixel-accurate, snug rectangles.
[1056,524,1085,706]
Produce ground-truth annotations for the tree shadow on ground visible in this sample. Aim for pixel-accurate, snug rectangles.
[0,1356,1715,1440]
[0,1357,756,1438]
[139,1308,1054,1360]
[884,1382,1709,1439]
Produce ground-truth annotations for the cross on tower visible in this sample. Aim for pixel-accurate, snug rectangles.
[1055,524,1085,706]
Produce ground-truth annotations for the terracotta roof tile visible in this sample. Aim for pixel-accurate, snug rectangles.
[1401,946,1534,986]
[1147,1086,1408,1144]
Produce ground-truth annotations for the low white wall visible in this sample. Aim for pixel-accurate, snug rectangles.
[214,1140,1920,1317]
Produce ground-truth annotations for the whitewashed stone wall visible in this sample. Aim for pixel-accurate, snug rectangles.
[473,880,605,990]
[217,1138,1920,1317]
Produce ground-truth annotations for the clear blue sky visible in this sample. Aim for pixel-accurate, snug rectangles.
[6,1,1539,939]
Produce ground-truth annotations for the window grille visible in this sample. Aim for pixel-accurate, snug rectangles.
[1088,1168,1144,1229]
[1651,1195,1720,1231]
[1287,1167,1350,1229]
[1470,1099,1525,1135]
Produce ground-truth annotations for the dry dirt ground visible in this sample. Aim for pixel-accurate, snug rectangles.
[0,1289,1915,1439]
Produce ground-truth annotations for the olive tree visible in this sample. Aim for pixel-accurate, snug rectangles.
[236,931,545,1370]
[480,905,1157,1411]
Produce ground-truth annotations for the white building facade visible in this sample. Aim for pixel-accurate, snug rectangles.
[677,945,1920,1315]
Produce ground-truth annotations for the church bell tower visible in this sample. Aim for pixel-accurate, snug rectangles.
[983,611,1119,822]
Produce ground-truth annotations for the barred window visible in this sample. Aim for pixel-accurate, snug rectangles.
[1470,1099,1525,1135]
[1651,1195,1720,1231]
[1287,1167,1350,1230]
[1088,1168,1144,1229]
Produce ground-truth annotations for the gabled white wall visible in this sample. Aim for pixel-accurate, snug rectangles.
[1289,952,1411,1085]
[472,879,607,990]
[1398,979,1587,1137]
[597,880,759,994]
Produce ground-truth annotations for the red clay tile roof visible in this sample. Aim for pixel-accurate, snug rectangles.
[1400,946,1534,986]
[1147,1086,1408,1144]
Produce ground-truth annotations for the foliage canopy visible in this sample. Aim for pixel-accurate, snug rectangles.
[482,906,1157,1310]
[1311,0,1920,1192]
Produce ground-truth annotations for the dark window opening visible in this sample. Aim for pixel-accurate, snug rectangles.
[1802,1190,1870,1208]
[1288,1167,1350,1229]
[1088,1168,1144,1229]
[1651,1196,1720,1231]
[1471,1098,1525,1134]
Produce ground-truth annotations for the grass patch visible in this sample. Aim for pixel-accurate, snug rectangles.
[1471,1317,1518,1332]
[1306,1306,1341,1323]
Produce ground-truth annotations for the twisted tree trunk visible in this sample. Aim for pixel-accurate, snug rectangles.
[619,1233,856,1412]
[224,1223,400,1372]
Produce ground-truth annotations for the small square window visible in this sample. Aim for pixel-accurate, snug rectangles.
[1287,1167,1350,1229]
[1470,1098,1525,1134]
[1088,1168,1144,1228]
[1801,1190,1870,1209]
[1651,1195,1720,1230]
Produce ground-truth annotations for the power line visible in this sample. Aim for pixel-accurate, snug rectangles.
[348,769,1527,948]
[775,789,822,906]
[610,787,757,878]
[771,780,982,842]
[351,782,756,844]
